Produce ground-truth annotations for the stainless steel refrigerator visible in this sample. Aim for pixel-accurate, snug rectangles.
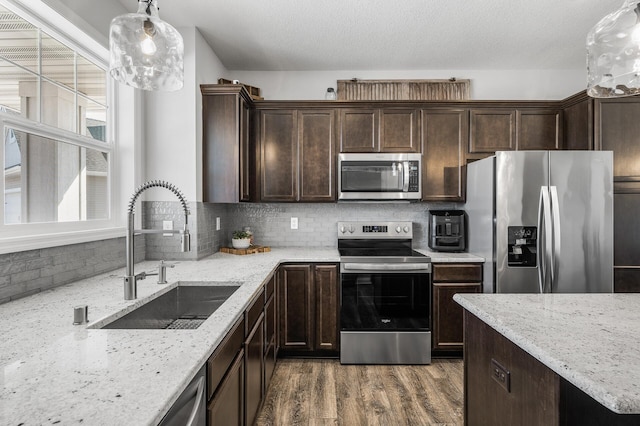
[466,151,613,294]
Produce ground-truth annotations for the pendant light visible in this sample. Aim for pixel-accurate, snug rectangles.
[109,0,184,91]
[587,0,640,97]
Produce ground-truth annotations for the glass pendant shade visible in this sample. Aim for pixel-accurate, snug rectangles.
[109,0,184,91]
[587,0,640,97]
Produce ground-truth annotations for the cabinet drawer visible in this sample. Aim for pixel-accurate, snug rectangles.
[433,263,482,282]
[207,317,245,400]
[245,288,265,335]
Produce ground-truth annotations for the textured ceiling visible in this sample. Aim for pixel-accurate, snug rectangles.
[115,0,621,72]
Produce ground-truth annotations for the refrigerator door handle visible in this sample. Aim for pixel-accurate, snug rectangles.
[537,186,553,293]
[550,186,561,291]
[537,187,547,293]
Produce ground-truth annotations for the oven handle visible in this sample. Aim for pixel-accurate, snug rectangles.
[342,263,432,272]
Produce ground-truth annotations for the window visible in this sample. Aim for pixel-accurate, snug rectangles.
[0,1,118,252]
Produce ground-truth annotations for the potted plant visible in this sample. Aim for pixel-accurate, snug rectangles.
[231,230,251,249]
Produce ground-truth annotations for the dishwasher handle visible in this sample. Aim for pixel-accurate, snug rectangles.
[159,370,206,426]
[185,376,205,426]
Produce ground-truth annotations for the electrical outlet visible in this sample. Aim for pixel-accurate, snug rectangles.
[290,217,298,230]
[216,217,221,231]
[162,220,173,237]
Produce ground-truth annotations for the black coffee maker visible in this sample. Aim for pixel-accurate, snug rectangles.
[428,210,466,252]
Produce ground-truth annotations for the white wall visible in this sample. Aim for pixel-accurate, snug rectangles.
[144,27,228,202]
[42,0,125,46]
[228,69,587,101]
[195,29,230,201]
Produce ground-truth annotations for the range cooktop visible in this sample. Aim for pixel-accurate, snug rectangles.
[337,221,430,263]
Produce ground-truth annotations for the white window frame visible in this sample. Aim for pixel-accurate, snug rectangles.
[0,0,126,254]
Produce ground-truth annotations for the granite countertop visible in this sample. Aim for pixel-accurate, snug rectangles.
[0,248,338,426]
[416,248,484,263]
[0,247,483,425]
[454,293,640,415]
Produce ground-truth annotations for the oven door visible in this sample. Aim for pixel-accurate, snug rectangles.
[340,262,432,364]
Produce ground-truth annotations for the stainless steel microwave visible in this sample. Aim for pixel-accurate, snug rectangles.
[338,153,422,200]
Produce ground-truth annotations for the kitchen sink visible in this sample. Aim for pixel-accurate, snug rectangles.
[99,282,241,330]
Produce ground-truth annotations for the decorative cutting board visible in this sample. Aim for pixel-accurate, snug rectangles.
[220,245,271,255]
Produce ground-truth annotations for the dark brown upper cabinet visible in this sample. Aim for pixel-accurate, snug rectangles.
[468,109,516,157]
[299,110,336,201]
[339,108,377,152]
[379,109,420,152]
[562,93,594,151]
[595,98,640,187]
[201,84,254,203]
[421,109,468,201]
[260,109,297,201]
[469,107,562,158]
[516,109,562,150]
[339,108,419,153]
[259,109,336,202]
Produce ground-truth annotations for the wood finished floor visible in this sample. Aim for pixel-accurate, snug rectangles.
[255,358,464,426]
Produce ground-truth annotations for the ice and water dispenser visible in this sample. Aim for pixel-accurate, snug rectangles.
[507,226,538,267]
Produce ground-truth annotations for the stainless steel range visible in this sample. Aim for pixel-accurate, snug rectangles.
[338,221,432,365]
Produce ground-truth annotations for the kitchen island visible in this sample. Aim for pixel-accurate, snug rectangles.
[454,293,640,425]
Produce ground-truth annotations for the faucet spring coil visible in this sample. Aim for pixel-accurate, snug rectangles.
[127,179,190,217]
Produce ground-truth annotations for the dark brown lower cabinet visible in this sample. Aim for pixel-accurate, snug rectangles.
[208,349,244,426]
[432,263,482,355]
[207,273,278,426]
[244,310,264,425]
[614,193,640,293]
[278,263,339,355]
[464,311,640,426]
[207,318,245,425]
[264,290,277,391]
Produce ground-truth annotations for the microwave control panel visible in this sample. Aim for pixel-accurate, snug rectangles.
[408,161,420,192]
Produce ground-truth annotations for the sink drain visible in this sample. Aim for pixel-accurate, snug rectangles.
[164,318,207,330]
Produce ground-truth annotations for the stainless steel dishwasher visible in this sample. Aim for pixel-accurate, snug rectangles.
[158,366,206,426]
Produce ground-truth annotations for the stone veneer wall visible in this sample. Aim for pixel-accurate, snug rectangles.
[0,236,145,304]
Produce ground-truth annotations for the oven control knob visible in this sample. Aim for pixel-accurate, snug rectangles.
[403,226,410,233]
[340,225,346,234]
[395,226,402,233]
[348,225,355,234]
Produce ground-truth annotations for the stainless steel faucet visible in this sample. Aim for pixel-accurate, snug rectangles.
[124,180,191,300]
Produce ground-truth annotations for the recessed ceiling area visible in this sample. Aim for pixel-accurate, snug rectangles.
[114,0,621,72]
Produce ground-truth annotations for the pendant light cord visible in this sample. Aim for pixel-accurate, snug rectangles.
[142,0,154,15]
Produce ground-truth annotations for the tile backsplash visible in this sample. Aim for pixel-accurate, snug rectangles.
[225,202,460,248]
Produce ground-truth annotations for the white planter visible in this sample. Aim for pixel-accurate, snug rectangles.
[232,238,251,249]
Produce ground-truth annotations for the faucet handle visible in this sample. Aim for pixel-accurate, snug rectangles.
[157,260,176,284]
